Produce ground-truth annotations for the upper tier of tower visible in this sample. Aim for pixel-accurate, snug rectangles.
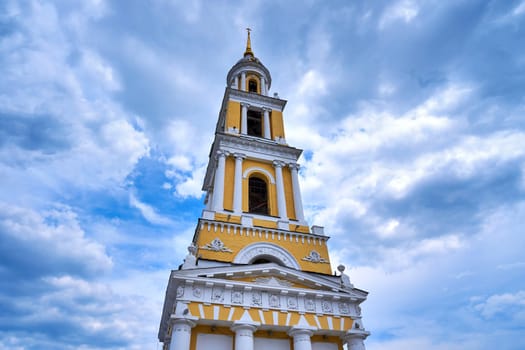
[226,29,272,95]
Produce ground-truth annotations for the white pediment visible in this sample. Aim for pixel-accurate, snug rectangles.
[171,262,367,300]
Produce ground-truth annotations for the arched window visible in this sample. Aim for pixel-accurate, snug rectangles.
[249,176,268,215]
[247,110,262,137]
[248,79,258,93]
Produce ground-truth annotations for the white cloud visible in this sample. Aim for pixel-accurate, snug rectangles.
[174,163,207,198]
[129,192,173,226]
[379,0,419,30]
[475,291,525,319]
[0,203,112,276]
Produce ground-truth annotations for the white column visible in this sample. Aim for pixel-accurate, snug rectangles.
[289,329,313,350]
[342,328,370,350]
[241,103,249,134]
[169,319,195,350]
[234,75,239,89]
[289,163,305,222]
[344,335,367,350]
[233,153,245,214]
[263,108,271,139]
[273,160,288,220]
[212,150,228,212]
[241,72,246,91]
[231,324,257,350]
[261,76,267,95]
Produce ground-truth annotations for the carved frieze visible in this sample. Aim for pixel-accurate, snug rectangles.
[212,287,224,302]
[305,297,315,312]
[322,300,332,313]
[287,296,298,309]
[192,286,202,299]
[231,290,243,304]
[251,291,262,306]
[268,293,280,308]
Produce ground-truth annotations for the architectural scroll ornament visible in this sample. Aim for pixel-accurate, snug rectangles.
[302,250,329,263]
[200,238,233,253]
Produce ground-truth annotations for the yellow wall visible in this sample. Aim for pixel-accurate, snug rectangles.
[270,110,285,140]
[226,100,241,131]
[214,212,241,224]
[186,302,352,331]
[223,157,235,211]
[196,223,332,274]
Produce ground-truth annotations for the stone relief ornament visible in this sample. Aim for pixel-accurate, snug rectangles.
[212,287,224,302]
[302,250,329,263]
[287,296,298,309]
[192,286,202,299]
[200,238,233,253]
[338,302,349,314]
[253,276,292,287]
[232,290,243,304]
[251,291,262,306]
[176,286,184,298]
[269,293,280,308]
[305,298,315,312]
[322,300,332,313]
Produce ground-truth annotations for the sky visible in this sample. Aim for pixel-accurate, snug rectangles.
[1,0,524,349]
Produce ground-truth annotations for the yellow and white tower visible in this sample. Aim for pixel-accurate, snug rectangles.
[158,31,370,350]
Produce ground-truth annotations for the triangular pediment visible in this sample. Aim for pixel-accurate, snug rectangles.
[170,262,367,299]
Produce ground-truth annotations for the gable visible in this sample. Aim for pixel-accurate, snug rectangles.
[174,262,367,299]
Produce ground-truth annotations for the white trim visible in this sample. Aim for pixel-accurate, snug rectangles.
[243,167,275,184]
[233,242,300,269]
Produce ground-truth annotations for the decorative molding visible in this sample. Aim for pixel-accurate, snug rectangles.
[272,160,286,168]
[198,219,330,247]
[251,291,262,306]
[253,276,292,287]
[212,287,224,302]
[339,302,350,314]
[242,166,275,184]
[305,297,315,312]
[218,134,302,160]
[302,250,329,264]
[231,290,244,304]
[200,238,233,253]
[192,286,202,299]
[287,296,298,309]
[233,242,300,269]
[268,293,280,308]
[322,300,333,313]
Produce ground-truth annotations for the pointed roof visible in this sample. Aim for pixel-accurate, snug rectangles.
[226,29,272,88]
[244,27,254,57]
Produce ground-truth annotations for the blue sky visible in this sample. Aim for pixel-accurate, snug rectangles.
[1,1,524,349]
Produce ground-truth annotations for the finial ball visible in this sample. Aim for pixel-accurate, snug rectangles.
[337,264,345,273]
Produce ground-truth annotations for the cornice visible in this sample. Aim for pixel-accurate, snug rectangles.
[217,133,302,160]
[227,87,287,111]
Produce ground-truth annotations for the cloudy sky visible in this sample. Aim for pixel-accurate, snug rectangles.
[1,0,525,349]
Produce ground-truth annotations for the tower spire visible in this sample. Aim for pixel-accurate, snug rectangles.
[244,27,253,57]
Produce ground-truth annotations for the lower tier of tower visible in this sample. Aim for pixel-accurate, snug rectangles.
[163,322,368,350]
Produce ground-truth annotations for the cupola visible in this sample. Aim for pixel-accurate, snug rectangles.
[226,29,272,95]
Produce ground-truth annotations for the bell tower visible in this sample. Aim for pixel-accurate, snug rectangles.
[158,31,370,350]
